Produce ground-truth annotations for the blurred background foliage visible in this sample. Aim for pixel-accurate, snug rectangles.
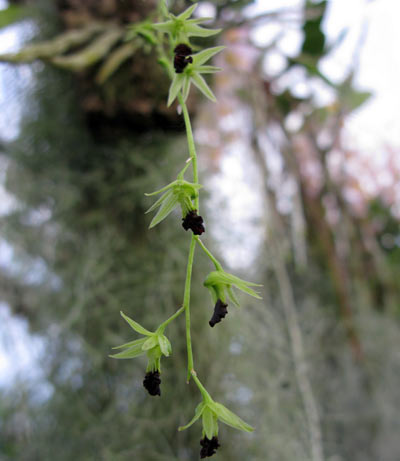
[0,0,399,460]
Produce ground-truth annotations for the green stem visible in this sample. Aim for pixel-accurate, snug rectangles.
[183,235,197,381]
[191,371,213,403]
[158,305,185,331]
[179,95,199,210]
[195,236,223,270]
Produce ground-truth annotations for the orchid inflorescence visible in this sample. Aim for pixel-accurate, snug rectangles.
[111,1,261,457]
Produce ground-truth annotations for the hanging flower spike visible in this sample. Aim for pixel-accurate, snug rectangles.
[204,270,262,327]
[110,311,172,396]
[153,3,221,45]
[167,45,225,106]
[178,375,254,458]
[144,177,202,229]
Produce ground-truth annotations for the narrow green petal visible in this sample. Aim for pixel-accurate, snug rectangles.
[212,402,254,433]
[178,402,205,431]
[152,21,173,33]
[149,193,179,228]
[196,65,223,74]
[109,344,147,359]
[112,338,147,350]
[145,190,173,214]
[192,46,226,66]
[120,311,153,336]
[202,407,218,439]
[145,181,177,197]
[186,17,214,24]
[167,73,185,107]
[157,334,171,357]
[226,285,240,307]
[186,24,222,38]
[191,73,217,103]
[142,335,158,351]
[182,75,191,102]
[177,3,197,21]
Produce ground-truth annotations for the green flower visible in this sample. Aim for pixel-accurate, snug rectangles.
[167,45,225,106]
[144,163,202,228]
[110,311,172,372]
[153,3,221,44]
[179,373,254,457]
[204,270,262,307]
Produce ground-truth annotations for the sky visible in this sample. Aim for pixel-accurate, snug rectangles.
[0,0,399,387]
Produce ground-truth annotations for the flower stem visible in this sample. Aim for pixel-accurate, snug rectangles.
[191,371,213,403]
[179,95,199,210]
[178,96,201,382]
[158,305,185,331]
[183,234,196,381]
[195,236,223,270]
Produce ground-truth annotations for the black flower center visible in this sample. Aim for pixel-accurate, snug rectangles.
[143,371,161,396]
[209,299,228,327]
[200,436,220,458]
[174,44,193,73]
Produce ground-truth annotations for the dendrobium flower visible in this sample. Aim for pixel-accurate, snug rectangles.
[167,45,225,106]
[110,311,172,396]
[145,163,203,229]
[204,270,262,327]
[179,374,254,458]
[153,3,221,44]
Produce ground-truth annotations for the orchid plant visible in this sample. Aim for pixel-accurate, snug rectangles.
[111,1,261,457]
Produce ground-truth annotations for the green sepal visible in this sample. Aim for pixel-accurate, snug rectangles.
[178,402,206,431]
[202,406,219,439]
[145,190,173,214]
[176,3,197,21]
[210,402,254,433]
[192,46,226,66]
[157,334,172,357]
[191,72,217,102]
[185,23,221,38]
[109,341,147,359]
[112,337,147,350]
[142,335,159,351]
[168,73,186,106]
[120,311,153,336]
[148,193,179,228]
[195,65,223,74]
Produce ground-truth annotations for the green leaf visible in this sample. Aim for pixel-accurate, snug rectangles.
[191,72,216,103]
[120,311,153,336]
[202,406,218,439]
[145,190,173,214]
[178,402,205,431]
[148,193,179,228]
[192,46,225,66]
[167,73,185,107]
[109,343,147,359]
[212,402,254,433]
[177,3,197,21]
[142,335,158,351]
